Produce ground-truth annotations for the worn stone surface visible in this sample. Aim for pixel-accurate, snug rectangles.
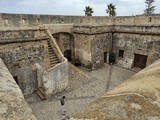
[0,28,50,94]
[2,13,160,27]
[1,13,160,119]
[53,32,74,61]
[26,63,135,120]
[114,33,160,68]
[72,60,160,120]
[0,58,36,120]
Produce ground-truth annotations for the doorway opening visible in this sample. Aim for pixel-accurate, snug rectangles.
[64,50,71,61]
[134,54,148,69]
[104,52,107,63]
[13,76,19,85]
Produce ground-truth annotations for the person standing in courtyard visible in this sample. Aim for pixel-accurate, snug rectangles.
[60,96,66,115]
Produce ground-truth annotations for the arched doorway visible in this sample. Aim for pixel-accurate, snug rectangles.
[52,32,74,61]
[64,50,71,61]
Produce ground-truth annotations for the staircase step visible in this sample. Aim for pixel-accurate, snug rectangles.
[50,61,59,65]
[48,47,54,50]
[49,57,59,60]
[49,58,59,62]
[49,57,57,60]
[50,62,59,65]
[37,89,45,100]
[48,51,56,54]
[50,63,59,67]
[47,41,60,68]
[48,50,54,53]
[48,51,56,53]
[39,87,46,94]
[49,54,57,57]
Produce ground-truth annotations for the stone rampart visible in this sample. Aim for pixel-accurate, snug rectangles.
[1,13,160,27]
[0,58,36,120]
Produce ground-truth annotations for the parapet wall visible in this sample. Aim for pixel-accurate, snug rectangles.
[1,13,160,27]
[0,58,36,120]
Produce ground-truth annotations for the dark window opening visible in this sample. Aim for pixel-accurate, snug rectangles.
[149,17,152,22]
[118,50,124,58]
[13,76,19,85]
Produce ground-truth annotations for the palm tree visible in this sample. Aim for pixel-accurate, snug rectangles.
[106,3,116,16]
[84,6,94,16]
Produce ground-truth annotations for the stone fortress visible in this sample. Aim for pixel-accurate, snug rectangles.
[0,13,160,120]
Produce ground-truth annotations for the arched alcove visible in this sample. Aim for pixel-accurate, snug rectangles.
[52,32,74,61]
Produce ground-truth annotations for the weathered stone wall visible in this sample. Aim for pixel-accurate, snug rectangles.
[73,33,92,66]
[1,13,160,27]
[113,26,160,68]
[73,25,112,68]
[46,24,73,35]
[1,13,160,70]
[71,59,160,120]
[0,13,113,27]
[53,33,74,60]
[92,33,111,69]
[0,27,50,94]
[0,58,36,120]
[42,60,68,95]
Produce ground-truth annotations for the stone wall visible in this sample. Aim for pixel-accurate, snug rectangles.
[0,13,113,27]
[71,59,160,120]
[113,26,160,68]
[1,13,160,70]
[0,27,50,94]
[0,58,36,120]
[92,33,111,68]
[1,13,160,27]
[73,33,92,66]
[73,25,112,69]
[42,60,68,96]
[53,33,74,61]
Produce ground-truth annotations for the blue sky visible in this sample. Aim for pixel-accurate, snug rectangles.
[0,0,160,16]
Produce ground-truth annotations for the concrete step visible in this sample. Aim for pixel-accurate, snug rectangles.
[49,55,57,59]
[50,61,59,64]
[47,40,60,68]
[48,48,53,52]
[48,51,56,55]
[50,63,60,67]
[37,88,45,100]
[49,57,59,61]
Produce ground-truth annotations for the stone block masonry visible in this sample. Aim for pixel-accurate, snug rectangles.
[0,27,50,95]
[0,58,37,120]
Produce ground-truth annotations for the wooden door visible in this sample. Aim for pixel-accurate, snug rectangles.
[134,54,147,69]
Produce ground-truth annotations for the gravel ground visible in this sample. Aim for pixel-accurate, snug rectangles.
[26,64,136,120]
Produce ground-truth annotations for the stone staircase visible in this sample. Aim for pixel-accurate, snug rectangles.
[37,41,60,100]
[47,41,60,68]
[37,87,47,100]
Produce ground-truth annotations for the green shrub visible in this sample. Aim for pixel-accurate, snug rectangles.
[86,62,93,70]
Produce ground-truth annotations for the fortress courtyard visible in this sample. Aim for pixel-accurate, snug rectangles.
[26,64,136,120]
